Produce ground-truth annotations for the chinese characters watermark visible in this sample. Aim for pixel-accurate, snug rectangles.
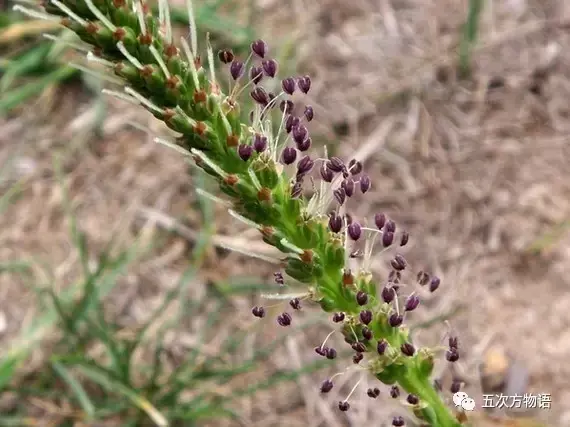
[482,393,551,410]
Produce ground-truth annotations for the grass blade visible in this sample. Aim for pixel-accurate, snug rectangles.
[51,361,96,419]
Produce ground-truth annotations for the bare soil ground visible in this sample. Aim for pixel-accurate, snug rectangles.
[2,0,570,426]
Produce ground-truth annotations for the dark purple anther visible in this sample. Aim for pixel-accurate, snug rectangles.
[320,164,334,182]
[289,298,301,310]
[292,124,308,144]
[238,144,253,161]
[230,60,244,80]
[315,346,328,357]
[251,306,265,318]
[277,312,292,326]
[367,388,380,398]
[218,49,234,64]
[407,394,419,405]
[291,181,303,198]
[251,39,268,58]
[392,416,405,427]
[401,343,415,356]
[352,341,366,353]
[362,327,373,340]
[321,379,334,393]
[261,59,278,77]
[450,380,461,394]
[359,310,372,325]
[377,339,387,355]
[381,286,395,303]
[348,222,362,241]
[296,155,314,175]
[253,134,267,152]
[304,105,314,121]
[390,386,400,398]
[404,294,420,311]
[280,100,294,114]
[446,349,459,362]
[296,137,311,152]
[417,271,430,286]
[326,348,337,359]
[356,290,368,306]
[383,231,394,247]
[348,159,362,175]
[400,231,409,246]
[429,276,441,292]
[249,65,263,84]
[353,352,364,364]
[274,272,284,285]
[298,75,311,93]
[343,178,355,197]
[338,401,350,411]
[250,87,269,105]
[282,77,296,95]
[375,213,386,229]
[334,188,346,205]
[389,313,403,327]
[391,254,407,271]
[449,336,459,349]
[281,147,297,165]
[360,175,371,193]
[385,220,396,233]
[328,212,343,233]
[332,312,345,323]
[285,115,300,133]
[327,157,345,173]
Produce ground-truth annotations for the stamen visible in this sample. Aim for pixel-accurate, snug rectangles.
[86,51,115,67]
[195,188,230,206]
[228,209,262,230]
[185,0,198,56]
[125,87,165,114]
[180,36,200,88]
[190,148,228,178]
[39,1,83,24]
[69,63,123,85]
[343,379,362,402]
[154,137,193,157]
[43,34,90,52]
[117,41,144,70]
[135,0,147,35]
[83,0,117,32]
[102,89,140,105]
[320,330,336,350]
[149,45,171,78]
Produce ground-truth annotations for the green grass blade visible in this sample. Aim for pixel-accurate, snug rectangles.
[51,361,96,419]
[0,65,77,114]
[458,0,483,78]
[0,355,20,391]
[74,362,169,427]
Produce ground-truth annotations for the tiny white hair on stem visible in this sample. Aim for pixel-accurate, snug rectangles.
[190,148,229,178]
[102,89,140,105]
[69,63,124,85]
[185,0,198,56]
[279,238,304,255]
[116,41,144,70]
[154,137,193,157]
[149,45,171,78]
[43,34,91,53]
[134,0,147,36]
[158,0,172,44]
[206,32,216,84]
[174,106,197,126]
[86,51,115,67]
[83,0,117,31]
[124,87,165,114]
[180,36,200,89]
[195,188,230,207]
[215,245,280,264]
[228,209,262,230]
[13,3,66,22]
[261,293,310,300]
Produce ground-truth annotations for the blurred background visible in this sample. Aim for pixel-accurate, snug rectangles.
[1,0,569,426]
